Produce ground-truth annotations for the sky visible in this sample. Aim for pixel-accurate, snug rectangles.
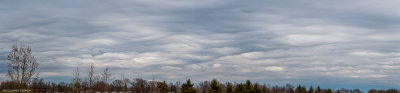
[1,0,400,91]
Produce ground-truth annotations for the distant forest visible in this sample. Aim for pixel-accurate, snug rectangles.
[1,45,398,93]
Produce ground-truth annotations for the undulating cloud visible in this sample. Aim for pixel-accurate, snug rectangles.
[1,0,400,90]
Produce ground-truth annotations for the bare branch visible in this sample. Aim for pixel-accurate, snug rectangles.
[7,44,39,90]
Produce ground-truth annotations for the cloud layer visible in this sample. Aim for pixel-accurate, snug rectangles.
[1,0,400,90]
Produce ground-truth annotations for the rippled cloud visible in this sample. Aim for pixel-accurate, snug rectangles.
[1,0,400,90]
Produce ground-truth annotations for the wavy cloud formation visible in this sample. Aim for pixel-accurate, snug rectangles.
[1,0,400,90]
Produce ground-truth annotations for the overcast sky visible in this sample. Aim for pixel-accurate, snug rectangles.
[1,0,400,90]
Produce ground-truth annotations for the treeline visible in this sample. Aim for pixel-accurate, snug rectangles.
[2,45,399,93]
[1,78,399,93]
[1,61,399,93]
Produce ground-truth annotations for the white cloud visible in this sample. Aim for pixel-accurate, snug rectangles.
[212,64,221,68]
[84,39,118,46]
[210,47,240,55]
[161,66,182,70]
[276,34,346,45]
[95,52,132,60]
[0,29,54,42]
[133,56,157,63]
[40,72,70,77]
[67,38,119,50]
[239,69,252,73]
[265,66,284,71]
[0,74,7,82]
[350,51,385,57]
[159,43,201,53]
[240,52,264,59]
[186,64,202,70]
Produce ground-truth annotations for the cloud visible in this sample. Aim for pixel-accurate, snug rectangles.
[276,34,347,45]
[212,64,221,68]
[265,66,284,72]
[161,66,182,70]
[210,47,240,55]
[349,50,386,57]
[1,0,400,90]
[40,72,70,77]
[0,73,7,81]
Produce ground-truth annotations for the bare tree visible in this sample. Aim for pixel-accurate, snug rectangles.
[87,63,95,88]
[100,67,111,92]
[72,67,81,83]
[199,80,210,93]
[7,44,39,91]
[71,67,81,93]
[102,67,111,83]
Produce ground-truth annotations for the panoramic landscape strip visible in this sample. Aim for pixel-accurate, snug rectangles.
[1,0,400,93]
[0,45,397,93]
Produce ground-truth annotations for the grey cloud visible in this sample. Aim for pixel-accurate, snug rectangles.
[1,0,400,90]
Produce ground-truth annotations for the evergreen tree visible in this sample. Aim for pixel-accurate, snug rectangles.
[234,83,246,93]
[226,82,233,93]
[326,89,333,93]
[245,80,252,92]
[180,79,196,93]
[295,85,302,93]
[209,79,222,93]
[301,86,307,93]
[234,80,253,93]
[316,86,321,93]
[295,85,307,93]
[308,86,313,93]
[158,81,169,93]
[251,83,262,93]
